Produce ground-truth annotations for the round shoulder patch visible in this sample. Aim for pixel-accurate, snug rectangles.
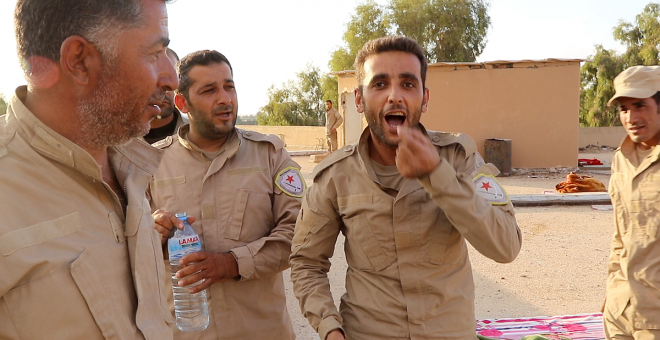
[275,167,306,198]
[473,173,509,205]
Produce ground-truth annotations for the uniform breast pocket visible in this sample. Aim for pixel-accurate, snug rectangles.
[344,214,394,272]
[150,176,186,212]
[225,189,274,242]
[4,251,130,339]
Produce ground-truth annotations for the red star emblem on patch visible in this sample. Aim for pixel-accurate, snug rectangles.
[481,182,492,191]
[286,175,294,184]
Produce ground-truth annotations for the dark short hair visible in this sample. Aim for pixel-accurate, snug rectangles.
[354,36,428,90]
[166,48,179,62]
[14,0,172,69]
[176,50,233,99]
[326,100,333,104]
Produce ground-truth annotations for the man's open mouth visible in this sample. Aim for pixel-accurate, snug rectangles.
[385,113,406,127]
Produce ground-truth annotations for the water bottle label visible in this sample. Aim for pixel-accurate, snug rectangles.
[169,236,202,260]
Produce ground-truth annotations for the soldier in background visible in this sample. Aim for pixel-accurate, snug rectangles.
[144,48,188,144]
[325,99,343,152]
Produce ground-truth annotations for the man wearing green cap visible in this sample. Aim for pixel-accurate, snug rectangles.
[605,65,660,339]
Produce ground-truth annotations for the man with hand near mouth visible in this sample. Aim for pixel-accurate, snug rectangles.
[290,36,522,340]
[149,50,300,340]
[144,48,188,144]
[604,65,660,340]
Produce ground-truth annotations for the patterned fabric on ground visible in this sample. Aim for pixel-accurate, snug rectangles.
[477,313,605,340]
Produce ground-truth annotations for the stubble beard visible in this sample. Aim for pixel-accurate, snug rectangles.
[189,104,238,141]
[76,59,162,150]
[364,102,422,148]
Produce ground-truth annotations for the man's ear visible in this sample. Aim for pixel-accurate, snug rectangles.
[174,93,189,114]
[354,87,364,113]
[59,35,102,87]
[421,87,430,113]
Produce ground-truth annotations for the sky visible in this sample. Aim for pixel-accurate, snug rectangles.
[0,0,655,116]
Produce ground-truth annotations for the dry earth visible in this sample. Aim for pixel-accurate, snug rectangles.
[286,151,615,339]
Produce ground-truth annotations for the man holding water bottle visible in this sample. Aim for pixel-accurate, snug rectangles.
[150,50,301,340]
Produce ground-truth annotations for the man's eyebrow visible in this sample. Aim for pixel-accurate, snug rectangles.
[368,73,389,84]
[399,72,420,82]
[197,81,217,90]
[149,37,170,49]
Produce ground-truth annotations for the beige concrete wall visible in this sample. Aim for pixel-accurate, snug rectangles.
[337,60,581,168]
[236,125,325,149]
[578,126,625,148]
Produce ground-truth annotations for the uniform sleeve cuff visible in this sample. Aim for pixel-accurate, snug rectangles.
[418,158,455,192]
[318,317,344,340]
[229,246,254,281]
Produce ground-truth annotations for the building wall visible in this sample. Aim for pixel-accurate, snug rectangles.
[578,126,626,148]
[337,60,581,168]
[236,125,325,148]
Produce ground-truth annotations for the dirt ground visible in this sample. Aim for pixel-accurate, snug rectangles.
[285,151,616,339]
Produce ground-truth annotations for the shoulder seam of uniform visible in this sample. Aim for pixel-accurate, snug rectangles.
[312,145,357,179]
[239,129,284,151]
[428,131,477,155]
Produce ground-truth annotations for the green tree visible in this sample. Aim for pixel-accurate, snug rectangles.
[580,46,625,127]
[580,3,660,127]
[390,0,490,62]
[0,94,7,116]
[328,0,491,72]
[258,64,337,126]
[329,1,390,71]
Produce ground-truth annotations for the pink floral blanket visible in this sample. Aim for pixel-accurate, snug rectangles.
[477,313,605,340]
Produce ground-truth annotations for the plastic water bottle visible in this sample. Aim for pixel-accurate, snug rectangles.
[168,212,210,332]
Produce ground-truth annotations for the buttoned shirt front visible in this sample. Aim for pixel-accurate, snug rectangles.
[0,86,173,340]
[149,126,300,340]
[291,127,522,340]
[607,136,660,329]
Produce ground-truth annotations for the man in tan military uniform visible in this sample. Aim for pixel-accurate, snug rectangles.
[326,100,344,152]
[144,48,189,144]
[605,66,660,339]
[150,50,301,340]
[290,36,522,340]
[0,0,177,339]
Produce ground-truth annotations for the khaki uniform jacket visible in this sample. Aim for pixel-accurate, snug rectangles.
[149,126,300,340]
[606,136,660,329]
[0,87,173,340]
[291,128,522,340]
[326,107,343,135]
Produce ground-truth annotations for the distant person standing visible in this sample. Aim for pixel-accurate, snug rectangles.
[325,99,343,152]
[144,48,188,144]
[605,65,660,339]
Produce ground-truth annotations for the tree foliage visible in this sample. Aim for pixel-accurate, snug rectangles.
[580,3,660,127]
[329,0,491,71]
[257,64,337,126]
[0,94,7,116]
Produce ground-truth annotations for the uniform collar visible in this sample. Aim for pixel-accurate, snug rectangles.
[618,134,660,173]
[7,86,162,179]
[356,124,429,199]
[176,124,240,161]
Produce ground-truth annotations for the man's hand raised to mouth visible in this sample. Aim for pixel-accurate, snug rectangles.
[395,126,441,179]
